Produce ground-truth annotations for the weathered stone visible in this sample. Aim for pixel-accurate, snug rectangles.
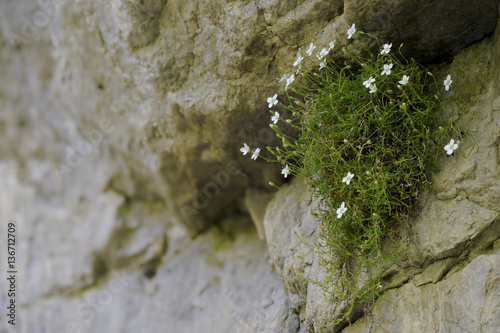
[344,0,499,62]
[245,187,275,240]
[412,257,457,287]
[264,179,318,309]
[2,217,297,333]
[1,0,500,332]
[343,251,500,333]
[261,18,500,331]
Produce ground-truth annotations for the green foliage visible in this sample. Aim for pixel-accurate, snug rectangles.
[261,32,471,324]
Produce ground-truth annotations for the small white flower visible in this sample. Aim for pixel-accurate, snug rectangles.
[271,111,280,124]
[293,52,304,67]
[240,143,250,155]
[347,23,356,39]
[336,202,347,219]
[267,94,278,108]
[286,74,295,89]
[279,73,289,83]
[328,40,336,51]
[281,164,290,178]
[319,61,326,69]
[251,148,261,160]
[444,74,453,91]
[399,75,409,85]
[342,172,355,185]
[444,139,459,155]
[382,63,393,75]
[306,43,316,56]
[363,77,375,88]
[317,48,329,60]
[343,139,348,143]
[380,43,392,55]
[369,84,377,94]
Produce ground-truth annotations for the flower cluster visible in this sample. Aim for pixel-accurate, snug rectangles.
[240,23,460,202]
[288,39,338,80]
[240,143,261,161]
[238,24,468,321]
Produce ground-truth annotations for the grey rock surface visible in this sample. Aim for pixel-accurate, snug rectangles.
[2,217,297,333]
[0,0,499,332]
[343,251,500,333]
[261,16,500,331]
[344,0,499,62]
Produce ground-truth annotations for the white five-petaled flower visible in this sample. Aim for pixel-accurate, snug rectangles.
[251,148,261,160]
[267,94,278,108]
[271,111,280,124]
[279,73,288,83]
[369,84,377,94]
[318,48,329,60]
[382,63,393,75]
[363,77,375,88]
[293,52,304,68]
[444,139,459,155]
[342,172,355,185]
[240,143,250,155]
[444,74,453,91]
[381,43,392,55]
[281,164,290,178]
[319,61,326,69]
[347,23,356,39]
[286,74,295,89]
[328,40,336,50]
[399,75,409,85]
[306,43,316,56]
[336,202,347,219]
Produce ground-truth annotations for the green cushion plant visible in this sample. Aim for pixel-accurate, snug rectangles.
[240,23,472,326]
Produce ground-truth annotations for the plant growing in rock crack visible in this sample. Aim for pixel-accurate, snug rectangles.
[240,25,474,326]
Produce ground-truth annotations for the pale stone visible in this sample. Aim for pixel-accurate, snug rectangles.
[245,187,275,240]
[8,219,297,333]
[344,252,500,333]
[1,0,500,332]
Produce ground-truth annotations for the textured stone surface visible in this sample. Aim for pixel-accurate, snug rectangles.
[262,18,500,331]
[2,0,497,234]
[0,217,297,333]
[344,0,499,62]
[343,251,500,333]
[1,0,500,332]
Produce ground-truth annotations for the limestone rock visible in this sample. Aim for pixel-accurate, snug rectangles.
[245,187,275,240]
[343,251,500,333]
[1,217,297,333]
[1,0,500,332]
[3,0,496,236]
[262,21,500,330]
[344,0,499,62]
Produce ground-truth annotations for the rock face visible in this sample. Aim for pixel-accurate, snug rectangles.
[262,13,500,331]
[0,0,499,332]
[343,251,500,333]
[344,0,499,62]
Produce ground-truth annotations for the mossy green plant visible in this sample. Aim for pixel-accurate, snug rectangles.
[241,27,474,326]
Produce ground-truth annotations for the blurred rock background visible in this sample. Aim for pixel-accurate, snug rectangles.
[0,0,499,332]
